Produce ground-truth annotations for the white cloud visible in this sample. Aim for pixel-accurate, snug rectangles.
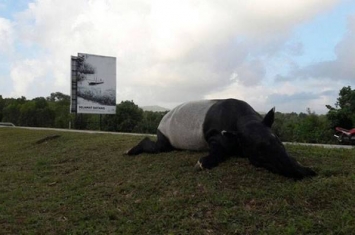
[2,0,346,113]
[0,17,14,54]
[239,0,339,35]
[10,59,48,97]
[233,59,266,86]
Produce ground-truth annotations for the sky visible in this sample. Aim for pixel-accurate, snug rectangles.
[0,0,355,114]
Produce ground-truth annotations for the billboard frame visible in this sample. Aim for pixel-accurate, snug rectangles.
[70,53,116,115]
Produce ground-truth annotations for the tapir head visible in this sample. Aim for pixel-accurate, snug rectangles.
[234,108,316,180]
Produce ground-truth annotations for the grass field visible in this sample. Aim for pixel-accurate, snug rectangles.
[1,128,355,234]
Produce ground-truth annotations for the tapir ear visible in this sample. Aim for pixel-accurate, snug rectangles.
[262,107,275,127]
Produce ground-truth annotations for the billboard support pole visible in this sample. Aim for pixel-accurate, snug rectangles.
[70,56,78,114]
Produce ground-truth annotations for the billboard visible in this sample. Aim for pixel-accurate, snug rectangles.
[70,53,116,114]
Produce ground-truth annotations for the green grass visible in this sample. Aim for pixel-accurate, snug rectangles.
[1,128,355,234]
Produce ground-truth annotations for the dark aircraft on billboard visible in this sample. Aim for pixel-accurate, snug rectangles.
[88,77,104,86]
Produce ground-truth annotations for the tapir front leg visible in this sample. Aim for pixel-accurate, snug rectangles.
[195,131,232,170]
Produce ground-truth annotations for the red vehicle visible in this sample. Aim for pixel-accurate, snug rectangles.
[334,127,355,145]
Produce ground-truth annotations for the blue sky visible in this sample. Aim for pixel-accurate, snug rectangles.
[293,1,355,65]
[1,0,355,114]
[0,0,26,19]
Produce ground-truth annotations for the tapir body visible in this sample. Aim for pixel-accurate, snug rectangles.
[127,99,316,180]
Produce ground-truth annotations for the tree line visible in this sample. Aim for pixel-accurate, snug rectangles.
[273,86,355,144]
[0,92,165,134]
[1,86,354,144]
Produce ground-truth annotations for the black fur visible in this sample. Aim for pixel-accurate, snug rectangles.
[126,130,174,155]
[127,99,316,180]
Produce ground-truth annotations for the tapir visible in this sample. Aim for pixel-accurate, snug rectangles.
[127,99,316,180]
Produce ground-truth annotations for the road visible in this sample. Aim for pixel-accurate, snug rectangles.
[13,126,156,137]
[3,126,354,149]
[284,142,354,149]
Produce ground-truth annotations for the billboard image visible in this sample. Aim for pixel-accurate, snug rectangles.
[71,53,116,114]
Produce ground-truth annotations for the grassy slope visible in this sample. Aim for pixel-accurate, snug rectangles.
[0,128,354,235]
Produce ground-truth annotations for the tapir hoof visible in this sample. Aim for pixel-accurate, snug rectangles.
[194,161,204,171]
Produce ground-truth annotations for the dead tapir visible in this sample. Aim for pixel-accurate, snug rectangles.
[127,99,316,180]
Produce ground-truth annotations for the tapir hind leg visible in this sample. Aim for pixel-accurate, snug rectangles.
[126,130,174,155]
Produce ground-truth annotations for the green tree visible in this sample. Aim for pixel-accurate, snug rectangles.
[326,86,355,129]
[272,110,334,144]
[2,103,21,125]
[294,109,332,143]
[0,95,4,121]
[272,112,299,142]
[1,97,26,125]
[47,92,70,102]
[134,111,166,133]
[47,92,72,128]
[19,101,36,126]
[102,101,143,132]
[17,98,55,127]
